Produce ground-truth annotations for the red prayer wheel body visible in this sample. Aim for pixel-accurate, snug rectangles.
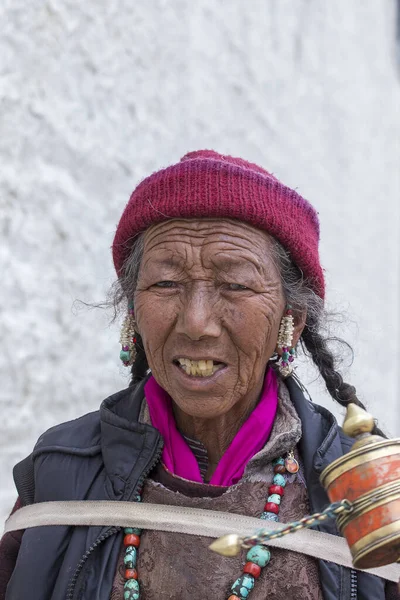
[320,435,400,569]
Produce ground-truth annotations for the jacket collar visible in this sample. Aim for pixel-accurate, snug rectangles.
[100,376,163,499]
[99,373,346,510]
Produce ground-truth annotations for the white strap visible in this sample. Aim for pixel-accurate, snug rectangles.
[4,500,400,583]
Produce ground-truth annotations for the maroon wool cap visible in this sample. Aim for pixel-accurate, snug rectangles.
[112,150,324,299]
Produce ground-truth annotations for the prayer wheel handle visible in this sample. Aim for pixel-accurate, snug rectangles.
[320,403,400,569]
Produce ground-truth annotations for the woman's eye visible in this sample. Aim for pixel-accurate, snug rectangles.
[154,281,177,288]
[227,283,249,291]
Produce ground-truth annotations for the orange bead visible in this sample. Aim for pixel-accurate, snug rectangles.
[243,561,262,578]
[227,596,240,600]
[124,533,140,547]
[125,568,138,579]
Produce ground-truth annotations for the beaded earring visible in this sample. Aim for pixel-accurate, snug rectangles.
[119,300,137,367]
[277,306,295,377]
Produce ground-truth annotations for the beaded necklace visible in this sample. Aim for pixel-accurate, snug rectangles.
[121,453,298,600]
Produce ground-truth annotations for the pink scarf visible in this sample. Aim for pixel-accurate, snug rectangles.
[144,368,279,486]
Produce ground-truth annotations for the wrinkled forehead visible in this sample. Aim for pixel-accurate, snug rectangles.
[140,218,280,278]
[143,218,276,253]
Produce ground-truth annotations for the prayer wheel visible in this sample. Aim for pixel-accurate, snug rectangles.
[320,404,400,569]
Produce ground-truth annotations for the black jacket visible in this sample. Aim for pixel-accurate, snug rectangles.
[6,376,388,599]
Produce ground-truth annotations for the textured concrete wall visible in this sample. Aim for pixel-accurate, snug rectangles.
[1,0,399,521]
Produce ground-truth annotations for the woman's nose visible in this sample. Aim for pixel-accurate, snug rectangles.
[175,283,221,341]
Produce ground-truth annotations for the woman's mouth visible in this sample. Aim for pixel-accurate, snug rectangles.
[173,358,226,378]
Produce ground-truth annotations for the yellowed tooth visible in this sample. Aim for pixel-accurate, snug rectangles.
[181,359,219,377]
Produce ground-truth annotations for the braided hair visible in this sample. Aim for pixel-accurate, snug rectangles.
[272,240,384,437]
[115,232,384,436]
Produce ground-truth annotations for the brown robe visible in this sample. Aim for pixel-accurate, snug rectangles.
[111,381,324,600]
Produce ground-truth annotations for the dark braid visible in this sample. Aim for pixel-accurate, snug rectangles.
[300,325,385,437]
[129,332,149,385]
[272,240,385,438]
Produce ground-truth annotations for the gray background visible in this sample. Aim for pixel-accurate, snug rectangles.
[1,0,399,522]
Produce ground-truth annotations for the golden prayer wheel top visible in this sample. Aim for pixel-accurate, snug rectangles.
[341,403,375,438]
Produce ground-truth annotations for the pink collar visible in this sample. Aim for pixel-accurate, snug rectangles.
[144,368,279,486]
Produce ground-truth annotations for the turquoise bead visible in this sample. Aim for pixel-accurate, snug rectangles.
[273,473,286,487]
[124,546,137,569]
[272,457,285,466]
[124,527,142,535]
[124,578,140,600]
[268,493,281,505]
[246,544,271,567]
[231,574,255,599]
[282,352,290,360]
[260,511,278,522]
[120,350,131,362]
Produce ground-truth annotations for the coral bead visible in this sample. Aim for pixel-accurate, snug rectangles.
[243,562,262,578]
[274,464,286,474]
[268,484,284,496]
[125,568,138,579]
[124,534,140,547]
[264,502,279,514]
[227,596,240,600]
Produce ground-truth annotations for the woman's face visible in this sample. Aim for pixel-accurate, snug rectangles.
[134,219,287,419]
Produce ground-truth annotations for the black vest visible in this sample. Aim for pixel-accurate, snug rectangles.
[6,376,386,600]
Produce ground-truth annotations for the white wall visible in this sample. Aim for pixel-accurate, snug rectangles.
[1,0,399,522]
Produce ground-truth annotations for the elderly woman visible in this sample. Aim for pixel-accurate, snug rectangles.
[1,150,398,600]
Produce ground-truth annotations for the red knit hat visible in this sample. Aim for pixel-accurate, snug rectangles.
[112,150,324,298]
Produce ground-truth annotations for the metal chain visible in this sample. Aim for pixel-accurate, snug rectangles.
[242,499,353,548]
